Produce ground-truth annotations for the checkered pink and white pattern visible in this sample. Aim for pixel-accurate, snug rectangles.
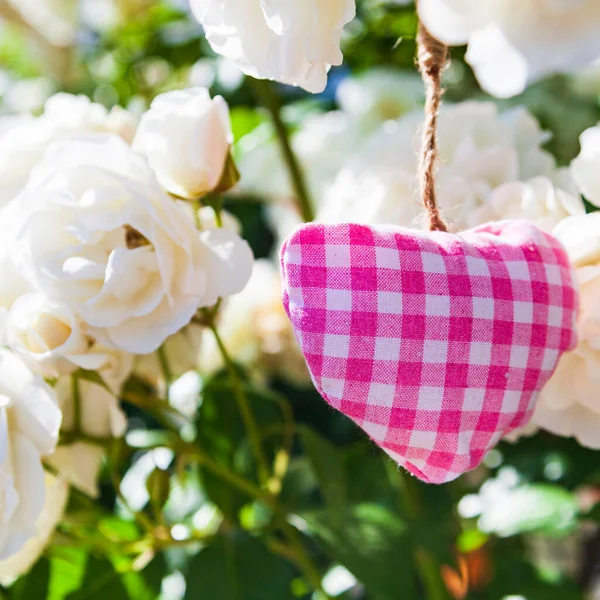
[280,220,579,483]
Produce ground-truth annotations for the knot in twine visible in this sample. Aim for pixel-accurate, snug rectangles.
[417,21,448,233]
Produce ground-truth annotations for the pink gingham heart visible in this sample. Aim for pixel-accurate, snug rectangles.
[280,220,578,483]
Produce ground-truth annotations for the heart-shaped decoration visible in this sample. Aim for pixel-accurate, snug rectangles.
[280,220,579,483]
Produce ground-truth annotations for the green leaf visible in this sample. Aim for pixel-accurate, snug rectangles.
[230,107,268,143]
[184,532,295,600]
[12,558,50,600]
[65,557,129,600]
[303,503,418,600]
[48,548,87,600]
[298,426,347,515]
[97,518,141,543]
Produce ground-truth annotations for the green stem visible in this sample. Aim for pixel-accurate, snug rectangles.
[184,444,265,501]
[251,79,315,223]
[209,323,271,486]
[157,345,173,385]
[71,374,82,436]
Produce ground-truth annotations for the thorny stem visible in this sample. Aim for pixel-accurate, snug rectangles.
[251,79,315,223]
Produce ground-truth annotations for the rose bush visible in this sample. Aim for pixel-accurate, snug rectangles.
[1,1,600,599]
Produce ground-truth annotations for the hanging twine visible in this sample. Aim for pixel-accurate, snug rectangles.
[417,20,448,232]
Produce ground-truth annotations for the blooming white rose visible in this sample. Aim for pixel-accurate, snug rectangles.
[3,134,253,354]
[6,293,108,377]
[0,474,68,584]
[486,175,585,232]
[0,93,137,207]
[418,0,600,98]
[317,101,582,232]
[527,212,600,448]
[47,377,127,497]
[134,206,240,388]
[133,88,233,199]
[0,349,61,560]
[190,0,356,93]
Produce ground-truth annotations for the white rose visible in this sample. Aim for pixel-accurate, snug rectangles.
[487,175,585,233]
[418,0,600,98]
[529,212,600,448]
[0,349,61,560]
[133,88,233,199]
[4,134,253,354]
[6,293,108,377]
[0,93,137,207]
[190,0,356,93]
[0,474,68,584]
[47,377,127,497]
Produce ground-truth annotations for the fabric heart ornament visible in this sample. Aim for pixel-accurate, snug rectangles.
[280,220,578,483]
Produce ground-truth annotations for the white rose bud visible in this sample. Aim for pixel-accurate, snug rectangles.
[133,88,233,199]
[190,0,356,93]
[4,134,253,354]
[0,349,61,560]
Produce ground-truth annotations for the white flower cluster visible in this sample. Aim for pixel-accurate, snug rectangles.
[0,89,253,575]
[525,125,600,448]
[189,0,600,98]
[247,82,584,244]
